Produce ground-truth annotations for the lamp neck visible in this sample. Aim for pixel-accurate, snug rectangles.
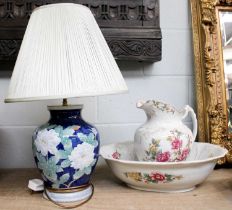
[63,98,68,106]
[48,106,83,126]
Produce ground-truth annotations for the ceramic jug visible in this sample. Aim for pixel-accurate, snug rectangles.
[134,100,197,162]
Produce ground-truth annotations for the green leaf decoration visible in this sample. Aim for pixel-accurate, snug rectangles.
[52,183,60,188]
[54,125,63,135]
[83,166,92,175]
[46,124,57,130]
[77,133,98,147]
[36,153,47,169]
[47,172,57,183]
[88,133,94,140]
[59,173,70,184]
[61,159,71,168]
[36,152,60,183]
[77,133,88,141]
[57,150,71,159]
[61,137,73,152]
[49,156,59,164]
[73,170,84,179]
[57,167,64,173]
[63,127,75,137]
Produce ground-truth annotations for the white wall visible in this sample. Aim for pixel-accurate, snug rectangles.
[0,0,195,168]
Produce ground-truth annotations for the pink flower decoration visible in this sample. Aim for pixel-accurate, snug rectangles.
[171,138,183,150]
[151,172,165,181]
[156,151,170,162]
[178,148,190,161]
[112,151,121,159]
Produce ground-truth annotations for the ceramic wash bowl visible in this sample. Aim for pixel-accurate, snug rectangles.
[100,142,227,193]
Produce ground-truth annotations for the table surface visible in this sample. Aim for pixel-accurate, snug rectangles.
[0,167,231,210]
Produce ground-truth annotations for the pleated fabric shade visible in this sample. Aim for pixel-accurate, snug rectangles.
[5,3,128,102]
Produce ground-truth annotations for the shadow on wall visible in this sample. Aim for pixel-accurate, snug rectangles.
[0,71,12,78]
[2,60,145,79]
[116,60,144,78]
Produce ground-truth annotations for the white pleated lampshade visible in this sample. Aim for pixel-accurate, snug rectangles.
[5,3,128,103]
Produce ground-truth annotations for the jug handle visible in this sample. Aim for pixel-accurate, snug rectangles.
[182,105,197,140]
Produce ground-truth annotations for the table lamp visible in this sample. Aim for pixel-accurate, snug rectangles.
[5,3,128,207]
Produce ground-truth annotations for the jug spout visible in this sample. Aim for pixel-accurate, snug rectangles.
[136,100,147,109]
[136,100,186,120]
[136,100,157,119]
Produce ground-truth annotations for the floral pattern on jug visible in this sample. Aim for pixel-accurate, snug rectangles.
[125,172,183,184]
[145,129,192,162]
[152,101,176,113]
[134,100,197,162]
[32,109,100,189]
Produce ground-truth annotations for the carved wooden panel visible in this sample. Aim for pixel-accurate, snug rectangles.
[0,0,161,70]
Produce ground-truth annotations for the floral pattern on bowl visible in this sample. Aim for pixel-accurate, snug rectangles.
[125,172,183,184]
[100,141,228,192]
[112,151,121,159]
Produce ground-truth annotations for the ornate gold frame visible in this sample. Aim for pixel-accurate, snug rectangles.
[190,0,232,164]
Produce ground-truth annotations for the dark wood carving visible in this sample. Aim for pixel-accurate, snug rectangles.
[0,0,162,70]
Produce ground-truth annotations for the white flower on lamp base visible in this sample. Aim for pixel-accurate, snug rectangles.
[35,129,61,156]
[69,142,95,170]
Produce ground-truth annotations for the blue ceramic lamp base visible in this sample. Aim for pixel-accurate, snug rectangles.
[32,103,99,204]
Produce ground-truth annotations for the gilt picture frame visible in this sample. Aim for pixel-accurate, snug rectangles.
[190,0,232,164]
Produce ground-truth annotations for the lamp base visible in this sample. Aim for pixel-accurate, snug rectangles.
[32,105,99,190]
[43,185,93,203]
